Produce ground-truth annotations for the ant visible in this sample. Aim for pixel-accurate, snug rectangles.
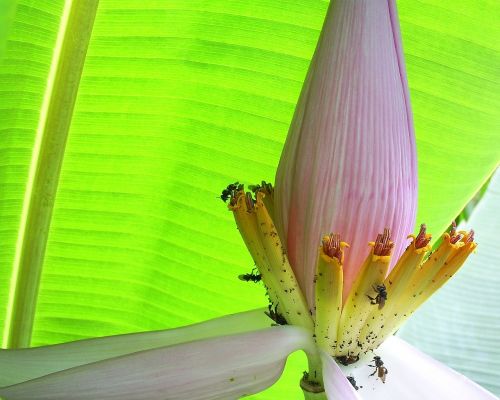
[367,283,387,309]
[238,268,262,283]
[248,181,273,194]
[347,376,360,390]
[265,304,287,326]
[219,182,241,203]
[369,356,388,383]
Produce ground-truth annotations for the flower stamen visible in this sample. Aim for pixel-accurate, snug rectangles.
[227,181,477,386]
[364,223,476,351]
[359,225,432,351]
[244,192,255,211]
[336,229,393,357]
[373,228,394,257]
[322,233,348,263]
[254,192,313,330]
[419,229,477,303]
[414,224,432,249]
[229,189,282,311]
[449,221,463,244]
[227,183,313,331]
[250,181,275,221]
[315,234,348,354]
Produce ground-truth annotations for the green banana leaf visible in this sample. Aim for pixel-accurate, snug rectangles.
[0,0,498,398]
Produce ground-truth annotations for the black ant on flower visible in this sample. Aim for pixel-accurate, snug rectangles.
[238,268,262,283]
[219,182,242,203]
[367,283,387,309]
[265,304,287,326]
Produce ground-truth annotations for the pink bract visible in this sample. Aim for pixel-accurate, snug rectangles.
[274,0,418,304]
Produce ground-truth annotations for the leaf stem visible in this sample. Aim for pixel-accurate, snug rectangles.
[2,0,99,349]
[302,389,328,400]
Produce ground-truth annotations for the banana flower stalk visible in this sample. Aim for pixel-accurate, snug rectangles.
[0,1,496,399]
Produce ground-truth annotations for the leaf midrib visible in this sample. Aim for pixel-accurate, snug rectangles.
[2,0,99,349]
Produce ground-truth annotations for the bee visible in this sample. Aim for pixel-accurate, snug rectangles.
[347,376,359,390]
[238,269,262,283]
[369,356,388,383]
[219,182,240,203]
[367,283,387,309]
[265,304,287,326]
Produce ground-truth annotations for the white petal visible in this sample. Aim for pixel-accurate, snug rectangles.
[321,352,362,400]
[0,309,271,387]
[338,336,497,399]
[0,326,314,400]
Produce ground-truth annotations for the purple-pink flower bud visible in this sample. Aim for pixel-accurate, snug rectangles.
[274,0,418,305]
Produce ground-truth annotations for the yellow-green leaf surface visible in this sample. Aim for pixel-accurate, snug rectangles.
[0,0,498,398]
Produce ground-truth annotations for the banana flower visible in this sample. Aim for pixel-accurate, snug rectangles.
[0,1,496,399]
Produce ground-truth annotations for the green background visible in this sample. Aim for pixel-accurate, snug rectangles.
[0,0,499,397]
